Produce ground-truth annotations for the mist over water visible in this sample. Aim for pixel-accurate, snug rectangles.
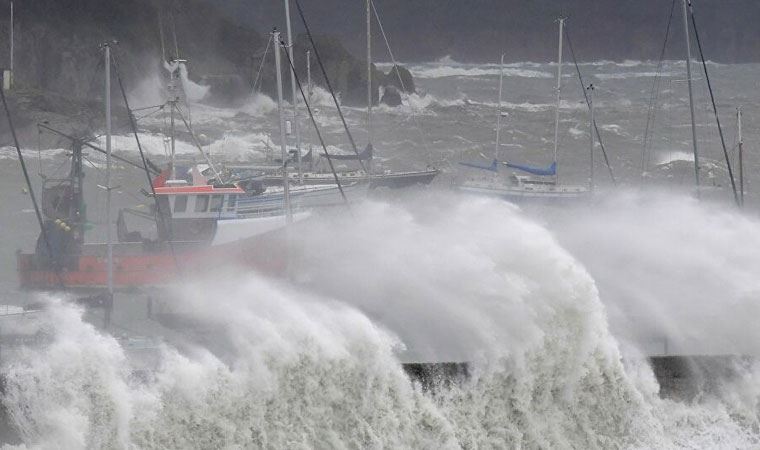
[3,193,760,448]
[3,56,760,447]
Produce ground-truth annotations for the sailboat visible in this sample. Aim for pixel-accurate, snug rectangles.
[16,43,302,291]
[458,18,590,202]
[256,0,439,190]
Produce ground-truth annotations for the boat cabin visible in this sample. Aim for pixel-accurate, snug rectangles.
[154,181,244,221]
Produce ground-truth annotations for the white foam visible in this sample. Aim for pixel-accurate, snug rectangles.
[596,71,679,80]
[238,92,277,116]
[410,65,552,79]
[178,63,210,102]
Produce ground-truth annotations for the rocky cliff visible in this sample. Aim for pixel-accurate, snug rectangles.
[0,0,399,128]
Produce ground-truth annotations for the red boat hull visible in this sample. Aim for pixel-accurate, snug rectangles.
[17,230,290,290]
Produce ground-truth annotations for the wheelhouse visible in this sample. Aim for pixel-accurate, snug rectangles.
[154,182,245,220]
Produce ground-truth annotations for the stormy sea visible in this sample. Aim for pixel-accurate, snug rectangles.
[1,58,760,448]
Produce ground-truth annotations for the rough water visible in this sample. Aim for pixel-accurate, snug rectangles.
[1,59,760,448]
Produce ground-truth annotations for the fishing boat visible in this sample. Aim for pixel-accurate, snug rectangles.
[16,145,302,290]
[15,45,301,292]
[458,18,591,202]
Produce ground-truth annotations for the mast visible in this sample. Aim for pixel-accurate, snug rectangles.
[9,1,13,88]
[284,0,303,184]
[366,0,373,176]
[307,49,313,171]
[738,106,744,207]
[682,0,700,194]
[273,30,293,223]
[494,53,505,159]
[588,83,595,192]
[307,50,312,102]
[553,17,565,182]
[169,63,177,180]
[104,43,114,313]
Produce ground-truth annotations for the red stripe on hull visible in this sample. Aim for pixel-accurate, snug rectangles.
[17,233,290,290]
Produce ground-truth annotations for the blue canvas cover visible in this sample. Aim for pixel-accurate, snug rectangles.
[503,161,557,176]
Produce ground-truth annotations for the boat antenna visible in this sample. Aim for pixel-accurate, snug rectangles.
[564,25,617,185]
[1,76,64,288]
[681,0,701,196]
[292,0,367,172]
[273,29,293,223]
[283,0,304,184]
[552,17,565,183]
[280,38,349,206]
[687,0,739,206]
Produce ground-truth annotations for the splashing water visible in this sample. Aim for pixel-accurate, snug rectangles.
[2,194,760,448]
[177,63,210,102]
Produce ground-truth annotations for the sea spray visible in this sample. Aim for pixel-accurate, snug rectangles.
[550,191,760,357]
[2,194,758,448]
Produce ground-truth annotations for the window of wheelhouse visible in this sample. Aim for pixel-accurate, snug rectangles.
[210,194,224,213]
[174,195,188,213]
[227,194,237,211]
[195,195,209,212]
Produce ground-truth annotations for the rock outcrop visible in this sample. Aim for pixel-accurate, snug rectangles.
[380,85,402,107]
[382,65,415,94]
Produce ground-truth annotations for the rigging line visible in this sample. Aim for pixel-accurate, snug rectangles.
[688,2,739,207]
[370,0,433,163]
[292,0,367,172]
[173,107,223,181]
[37,123,158,174]
[642,0,676,177]
[252,35,272,93]
[131,103,166,113]
[0,79,66,289]
[111,51,184,274]
[563,26,617,186]
[133,106,165,122]
[280,39,350,207]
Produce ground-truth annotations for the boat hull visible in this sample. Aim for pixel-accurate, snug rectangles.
[262,169,440,189]
[17,227,291,290]
[458,183,590,202]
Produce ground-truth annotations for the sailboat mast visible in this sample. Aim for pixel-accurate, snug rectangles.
[284,0,303,184]
[682,0,700,194]
[494,53,505,159]
[274,30,293,223]
[553,18,565,182]
[738,106,744,207]
[104,43,114,300]
[307,50,312,102]
[366,0,373,176]
[588,83,595,192]
[9,1,13,88]
[169,65,176,180]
